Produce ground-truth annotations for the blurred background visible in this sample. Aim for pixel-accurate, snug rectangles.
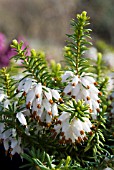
[0,0,114,63]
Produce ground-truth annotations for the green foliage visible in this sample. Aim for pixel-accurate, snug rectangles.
[11,40,52,86]
[49,60,63,87]
[20,148,92,170]
[20,148,54,170]
[59,99,90,122]
[0,67,16,98]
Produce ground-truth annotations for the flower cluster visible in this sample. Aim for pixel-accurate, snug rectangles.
[17,78,62,126]
[0,124,23,157]
[53,111,92,144]
[62,71,101,119]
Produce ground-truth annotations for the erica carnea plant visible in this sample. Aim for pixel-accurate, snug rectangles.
[0,11,114,170]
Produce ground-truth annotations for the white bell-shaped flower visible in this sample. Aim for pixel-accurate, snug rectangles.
[10,137,22,156]
[26,89,35,108]
[11,145,22,156]
[11,138,18,148]
[2,129,12,140]
[4,99,10,109]
[51,89,61,101]
[3,139,9,151]
[52,103,58,117]
[16,112,27,126]
[64,84,73,94]
[35,83,42,98]
[61,71,74,82]
[17,78,32,93]
[23,79,32,93]
[0,93,5,102]
[44,87,52,101]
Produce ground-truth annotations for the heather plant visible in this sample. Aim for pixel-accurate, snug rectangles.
[0,11,114,170]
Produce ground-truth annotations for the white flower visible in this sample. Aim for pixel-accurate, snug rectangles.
[26,89,35,108]
[17,78,26,91]
[4,99,10,109]
[0,93,5,102]
[43,98,52,113]
[103,167,113,170]
[2,129,12,153]
[23,79,32,93]
[61,71,74,82]
[17,78,32,93]
[11,128,17,137]
[64,84,73,94]
[62,71,101,119]
[11,138,18,148]
[16,112,27,126]
[51,89,61,100]
[25,82,61,125]
[3,139,9,151]
[0,127,23,157]
[10,137,23,156]
[44,87,52,101]
[52,103,58,116]
[2,129,12,140]
[35,83,42,98]
[11,145,22,156]
[53,111,92,143]
[107,73,114,91]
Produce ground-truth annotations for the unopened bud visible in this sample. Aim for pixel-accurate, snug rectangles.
[31,49,36,57]
[64,46,70,51]
[57,63,61,70]
[97,53,102,65]
[82,11,87,19]
[12,39,18,46]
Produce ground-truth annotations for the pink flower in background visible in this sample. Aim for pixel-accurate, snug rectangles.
[0,33,7,54]
[0,33,30,68]
[0,33,9,67]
